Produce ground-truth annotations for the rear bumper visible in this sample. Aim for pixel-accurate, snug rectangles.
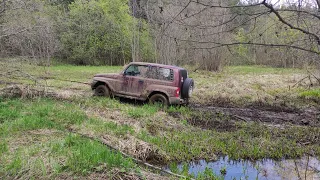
[169,97,187,105]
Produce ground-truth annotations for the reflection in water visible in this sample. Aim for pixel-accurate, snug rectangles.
[166,156,320,180]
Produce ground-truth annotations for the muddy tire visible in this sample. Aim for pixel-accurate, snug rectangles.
[181,78,194,98]
[149,94,168,107]
[94,85,110,97]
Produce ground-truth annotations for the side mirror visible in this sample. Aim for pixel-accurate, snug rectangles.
[125,71,134,76]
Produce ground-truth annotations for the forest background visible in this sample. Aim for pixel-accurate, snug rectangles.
[0,0,319,71]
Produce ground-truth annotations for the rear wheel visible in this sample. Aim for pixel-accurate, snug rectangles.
[149,94,168,107]
[94,85,110,97]
[181,78,194,98]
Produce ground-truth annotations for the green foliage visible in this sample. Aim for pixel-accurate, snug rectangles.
[197,167,222,180]
[233,28,252,64]
[220,166,227,175]
[169,162,179,174]
[58,0,154,65]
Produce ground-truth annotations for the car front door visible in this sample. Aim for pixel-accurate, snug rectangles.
[117,64,147,97]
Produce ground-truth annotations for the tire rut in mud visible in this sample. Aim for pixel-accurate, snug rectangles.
[191,106,320,128]
[170,104,320,131]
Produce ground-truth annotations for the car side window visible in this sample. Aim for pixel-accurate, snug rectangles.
[147,66,173,81]
[159,68,173,81]
[125,65,148,77]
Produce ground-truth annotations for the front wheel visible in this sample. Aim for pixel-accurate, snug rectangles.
[94,85,110,97]
[149,94,168,107]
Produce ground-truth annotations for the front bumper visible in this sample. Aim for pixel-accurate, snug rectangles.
[91,80,98,90]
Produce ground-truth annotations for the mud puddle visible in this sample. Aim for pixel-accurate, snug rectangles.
[165,156,320,179]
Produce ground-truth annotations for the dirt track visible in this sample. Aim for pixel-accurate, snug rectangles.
[189,104,320,128]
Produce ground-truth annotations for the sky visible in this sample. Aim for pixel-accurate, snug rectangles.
[270,0,317,7]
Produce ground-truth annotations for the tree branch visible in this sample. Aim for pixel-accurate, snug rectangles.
[191,0,264,9]
[164,32,320,55]
[316,0,320,10]
[193,42,320,55]
[277,9,320,20]
[161,0,191,33]
[0,27,34,39]
[262,0,320,45]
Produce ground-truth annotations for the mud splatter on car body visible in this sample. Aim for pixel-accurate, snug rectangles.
[91,62,194,105]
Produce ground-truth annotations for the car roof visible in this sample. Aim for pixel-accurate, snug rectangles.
[129,62,185,70]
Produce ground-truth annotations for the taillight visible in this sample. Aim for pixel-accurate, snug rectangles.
[175,87,180,97]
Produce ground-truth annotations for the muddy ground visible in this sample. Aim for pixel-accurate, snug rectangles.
[195,105,319,126]
[169,102,320,131]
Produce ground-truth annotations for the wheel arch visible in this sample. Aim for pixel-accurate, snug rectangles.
[148,91,169,101]
[92,81,111,91]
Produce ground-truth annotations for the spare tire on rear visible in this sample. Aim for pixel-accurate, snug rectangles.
[181,78,194,98]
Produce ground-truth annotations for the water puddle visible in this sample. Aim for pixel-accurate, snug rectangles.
[165,156,320,179]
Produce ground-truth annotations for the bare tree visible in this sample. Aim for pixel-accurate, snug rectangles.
[140,0,236,70]
[139,0,319,70]
[0,0,59,65]
[0,0,6,16]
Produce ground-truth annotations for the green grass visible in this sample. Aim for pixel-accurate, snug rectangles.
[0,99,22,123]
[0,58,122,89]
[1,60,320,178]
[1,59,313,109]
[0,98,137,179]
[75,96,162,120]
[83,118,135,136]
[188,65,313,107]
[139,121,320,161]
[0,98,86,137]
[127,104,159,119]
[299,89,320,99]
[48,65,122,81]
[223,65,303,75]
[1,133,135,177]
[0,141,8,156]
[63,134,134,174]
[197,167,223,180]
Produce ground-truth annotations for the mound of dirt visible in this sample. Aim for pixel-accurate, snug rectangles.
[0,85,57,98]
[102,134,166,164]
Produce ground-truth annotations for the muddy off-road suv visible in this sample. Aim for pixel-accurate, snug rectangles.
[91,62,194,105]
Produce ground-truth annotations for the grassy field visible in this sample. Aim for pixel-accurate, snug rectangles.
[1,58,320,179]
